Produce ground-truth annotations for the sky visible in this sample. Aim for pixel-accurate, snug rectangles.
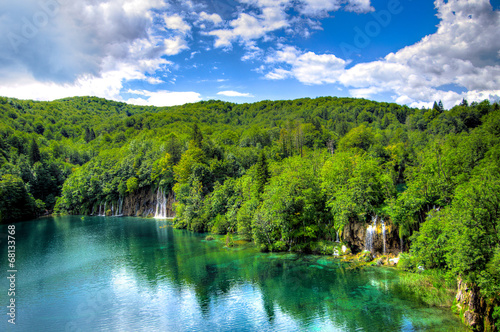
[0,0,499,109]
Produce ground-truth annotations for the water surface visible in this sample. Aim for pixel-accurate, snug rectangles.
[0,216,465,331]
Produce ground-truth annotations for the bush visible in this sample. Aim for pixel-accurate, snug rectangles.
[398,253,417,271]
[272,240,287,252]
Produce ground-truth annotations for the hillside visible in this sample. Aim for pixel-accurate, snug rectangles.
[1,95,499,329]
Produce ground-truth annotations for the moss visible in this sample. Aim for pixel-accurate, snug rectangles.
[358,251,373,262]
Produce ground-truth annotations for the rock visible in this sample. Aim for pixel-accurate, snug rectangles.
[455,277,499,331]
[358,251,373,262]
[388,257,399,266]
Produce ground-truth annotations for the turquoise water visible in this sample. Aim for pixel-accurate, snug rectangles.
[0,216,465,331]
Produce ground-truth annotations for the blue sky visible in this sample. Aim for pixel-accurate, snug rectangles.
[0,0,499,108]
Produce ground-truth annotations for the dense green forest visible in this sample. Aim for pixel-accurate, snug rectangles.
[0,95,499,329]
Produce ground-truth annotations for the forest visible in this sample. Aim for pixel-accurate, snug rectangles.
[0,95,499,330]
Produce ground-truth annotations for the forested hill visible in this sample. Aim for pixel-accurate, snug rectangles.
[1,95,500,328]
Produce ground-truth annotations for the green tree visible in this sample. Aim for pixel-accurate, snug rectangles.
[0,174,35,222]
[29,138,41,164]
[255,151,269,194]
[192,123,203,148]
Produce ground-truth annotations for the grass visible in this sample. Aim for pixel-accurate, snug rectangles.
[394,270,457,307]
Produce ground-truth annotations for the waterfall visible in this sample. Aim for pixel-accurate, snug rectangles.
[114,197,123,216]
[154,188,167,218]
[336,231,340,243]
[365,216,377,252]
[111,203,114,216]
[381,218,386,255]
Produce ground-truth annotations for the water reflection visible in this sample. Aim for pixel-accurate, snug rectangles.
[0,216,465,331]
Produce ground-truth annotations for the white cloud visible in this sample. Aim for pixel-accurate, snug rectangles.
[147,77,164,84]
[199,12,223,26]
[126,90,202,106]
[217,90,254,97]
[163,14,191,33]
[266,46,348,84]
[265,68,292,80]
[298,0,373,16]
[163,36,189,55]
[0,0,194,104]
[208,5,289,48]
[263,0,500,108]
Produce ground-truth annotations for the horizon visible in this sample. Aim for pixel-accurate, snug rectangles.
[1,0,499,109]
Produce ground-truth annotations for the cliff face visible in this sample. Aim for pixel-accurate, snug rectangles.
[93,187,176,218]
[342,217,401,254]
[455,278,498,331]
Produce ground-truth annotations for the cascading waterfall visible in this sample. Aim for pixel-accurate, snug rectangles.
[336,231,340,243]
[365,216,377,252]
[154,188,168,218]
[114,197,123,216]
[381,218,386,255]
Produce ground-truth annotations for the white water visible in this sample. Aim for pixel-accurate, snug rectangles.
[365,216,377,252]
[114,197,123,216]
[154,188,168,218]
[381,218,386,255]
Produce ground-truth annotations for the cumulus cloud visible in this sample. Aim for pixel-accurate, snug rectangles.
[298,0,373,16]
[266,46,348,84]
[198,11,223,26]
[0,0,200,105]
[163,14,191,33]
[264,0,500,108]
[208,6,289,48]
[217,90,254,97]
[0,0,174,83]
[163,36,189,55]
[207,0,373,48]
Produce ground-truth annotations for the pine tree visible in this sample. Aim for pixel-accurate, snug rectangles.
[29,138,41,164]
[438,100,444,112]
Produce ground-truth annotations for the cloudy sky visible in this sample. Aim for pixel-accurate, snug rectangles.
[0,0,499,108]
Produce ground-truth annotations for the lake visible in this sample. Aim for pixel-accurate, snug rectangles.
[0,216,465,331]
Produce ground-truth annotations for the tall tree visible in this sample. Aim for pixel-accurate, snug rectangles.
[192,123,203,148]
[29,138,41,164]
[255,151,269,194]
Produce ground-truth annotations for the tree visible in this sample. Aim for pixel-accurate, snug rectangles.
[126,177,139,193]
[192,123,203,148]
[0,174,35,222]
[29,138,41,164]
[255,151,269,194]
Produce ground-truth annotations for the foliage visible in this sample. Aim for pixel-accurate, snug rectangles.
[2,94,500,324]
